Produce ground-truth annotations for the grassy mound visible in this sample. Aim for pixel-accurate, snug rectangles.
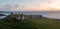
[0,15,37,29]
[0,15,60,29]
[26,18,60,29]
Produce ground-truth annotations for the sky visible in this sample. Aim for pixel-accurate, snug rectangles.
[0,0,60,11]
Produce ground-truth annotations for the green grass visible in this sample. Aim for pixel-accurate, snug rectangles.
[25,18,60,29]
[0,15,60,29]
[0,20,38,29]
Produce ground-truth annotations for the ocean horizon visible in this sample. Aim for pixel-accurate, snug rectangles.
[0,11,60,19]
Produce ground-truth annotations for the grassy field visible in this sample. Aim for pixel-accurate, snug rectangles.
[26,18,60,29]
[0,15,60,29]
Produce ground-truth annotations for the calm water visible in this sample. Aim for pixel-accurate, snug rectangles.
[0,16,6,19]
[0,11,60,19]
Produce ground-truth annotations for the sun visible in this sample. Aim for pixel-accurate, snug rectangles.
[49,2,60,9]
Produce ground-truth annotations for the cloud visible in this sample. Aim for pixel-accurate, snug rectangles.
[0,4,27,11]
[0,3,60,11]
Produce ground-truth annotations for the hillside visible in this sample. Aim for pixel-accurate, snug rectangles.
[0,15,60,29]
[26,18,60,29]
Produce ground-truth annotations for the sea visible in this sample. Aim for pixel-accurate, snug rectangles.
[0,11,60,19]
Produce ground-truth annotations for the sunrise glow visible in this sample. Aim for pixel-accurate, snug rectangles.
[0,0,60,11]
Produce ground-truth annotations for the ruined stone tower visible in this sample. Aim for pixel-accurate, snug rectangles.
[20,14,24,20]
[11,12,13,15]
